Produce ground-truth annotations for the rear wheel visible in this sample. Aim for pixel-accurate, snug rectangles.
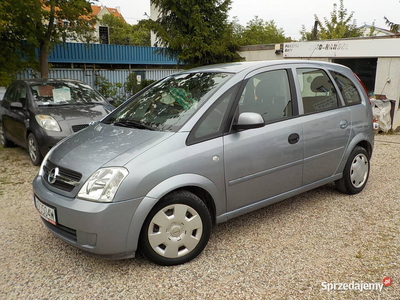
[335,146,370,194]
[139,190,212,266]
[0,123,13,147]
[28,133,43,166]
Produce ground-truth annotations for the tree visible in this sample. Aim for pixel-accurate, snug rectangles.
[238,16,287,46]
[150,0,242,68]
[385,17,399,33]
[0,1,39,85]
[100,14,150,46]
[0,0,97,82]
[300,0,362,41]
[384,0,399,34]
[230,16,245,42]
[37,0,97,78]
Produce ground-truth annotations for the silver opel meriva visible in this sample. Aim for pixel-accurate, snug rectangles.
[33,60,374,265]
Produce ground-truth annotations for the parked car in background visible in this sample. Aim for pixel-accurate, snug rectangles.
[0,87,6,101]
[0,79,114,165]
[33,61,374,266]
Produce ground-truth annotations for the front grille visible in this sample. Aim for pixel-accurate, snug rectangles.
[43,160,82,192]
[72,124,89,132]
[41,218,77,242]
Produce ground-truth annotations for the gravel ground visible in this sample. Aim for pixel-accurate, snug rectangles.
[0,133,399,300]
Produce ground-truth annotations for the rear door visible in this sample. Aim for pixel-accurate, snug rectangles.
[2,83,18,142]
[4,83,29,145]
[295,68,351,185]
[223,67,304,212]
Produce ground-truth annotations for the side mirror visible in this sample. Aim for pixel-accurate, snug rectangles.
[10,102,23,109]
[233,112,265,130]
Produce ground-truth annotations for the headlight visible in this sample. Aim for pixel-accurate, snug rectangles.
[35,115,61,132]
[78,167,129,202]
[38,149,54,176]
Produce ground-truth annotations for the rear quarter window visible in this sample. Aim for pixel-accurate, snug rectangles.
[330,71,362,105]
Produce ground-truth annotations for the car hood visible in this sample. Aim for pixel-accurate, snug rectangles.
[48,123,174,178]
[36,104,112,122]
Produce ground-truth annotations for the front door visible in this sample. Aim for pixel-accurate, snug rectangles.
[224,68,304,212]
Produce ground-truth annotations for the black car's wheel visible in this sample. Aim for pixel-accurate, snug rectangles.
[139,190,212,266]
[335,146,370,194]
[28,133,43,166]
[0,123,13,147]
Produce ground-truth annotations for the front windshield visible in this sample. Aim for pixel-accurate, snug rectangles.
[30,81,106,106]
[103,72,232,131]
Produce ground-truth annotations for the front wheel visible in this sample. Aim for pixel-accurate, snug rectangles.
[139,191,212,266]
[335,146,370,194]
[28,133,43,166]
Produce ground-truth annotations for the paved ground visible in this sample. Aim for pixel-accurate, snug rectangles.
[0,133,399,299]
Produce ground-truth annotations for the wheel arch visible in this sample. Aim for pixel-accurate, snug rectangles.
[337,132,374,175]
[355,139,373,159]
[125,174,223,254]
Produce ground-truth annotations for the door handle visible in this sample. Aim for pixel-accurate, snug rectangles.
[288,133,300,144]
[340,120,349,129]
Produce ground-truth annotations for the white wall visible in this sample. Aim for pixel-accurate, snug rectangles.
[375,58,400,129]
[237,47,281,61]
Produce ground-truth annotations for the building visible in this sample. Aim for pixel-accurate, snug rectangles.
[91,5,126,44]
[359,25,393,37]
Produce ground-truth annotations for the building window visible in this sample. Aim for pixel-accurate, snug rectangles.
[99,26,109,44]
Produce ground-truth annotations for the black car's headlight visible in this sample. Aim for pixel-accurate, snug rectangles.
[35,115,61,132]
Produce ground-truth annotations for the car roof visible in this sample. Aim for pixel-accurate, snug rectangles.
[15,78,86,85]
[182,60,347,74]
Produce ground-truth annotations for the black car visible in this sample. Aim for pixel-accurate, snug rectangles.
[0,78,114,165]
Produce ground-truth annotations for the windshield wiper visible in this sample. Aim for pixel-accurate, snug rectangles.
[37,103,72,107]
[69,102,101,105]
[111,120,155,131]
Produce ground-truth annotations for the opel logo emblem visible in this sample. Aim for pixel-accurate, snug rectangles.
[48,167,59,184]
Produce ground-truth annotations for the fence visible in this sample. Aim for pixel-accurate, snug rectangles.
[14,43,183,99]
[18,68,181,100]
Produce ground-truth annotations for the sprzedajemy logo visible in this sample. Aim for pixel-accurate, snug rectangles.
[321,277,392,292]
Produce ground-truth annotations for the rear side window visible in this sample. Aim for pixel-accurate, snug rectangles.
[330,71,362,105]
[297,69,339,114]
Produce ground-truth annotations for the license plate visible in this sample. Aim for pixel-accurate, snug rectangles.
[35,197,57,225]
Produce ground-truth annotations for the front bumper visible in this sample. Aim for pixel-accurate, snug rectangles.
[32,124,70,157]
[33,176,143,259]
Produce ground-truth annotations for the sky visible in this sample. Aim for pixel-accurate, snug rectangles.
[99,0,400,40]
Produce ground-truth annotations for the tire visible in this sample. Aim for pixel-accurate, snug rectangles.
[139,190,212,266]
[0,123,13,148]
[335,146,370,194]
[27,133,43,166]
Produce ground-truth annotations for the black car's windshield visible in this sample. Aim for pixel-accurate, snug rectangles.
[103,72,232,132]
[30,81,106,106]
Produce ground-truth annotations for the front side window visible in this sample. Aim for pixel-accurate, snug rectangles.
[330,71,362,105]
[4,83,18,103]
[15,85,27,107]
[297,68,339,114]
[189,85,238,143]
[30,81,106,106]
[239,69,293,122]
[103,72,232,132]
